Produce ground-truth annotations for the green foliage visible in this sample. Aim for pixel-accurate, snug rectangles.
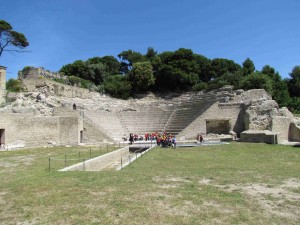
[0,20,29,57]
[241,72,273,95]
[118,49,146,74]
[194,54,212,82]
[103,75,132,99]
[155,48,199,91]
[53,76,91,89]
[87,56,120,75]
[59,59,115,85]
[272,80,291,107]
[6,78,23,92]
[129,62,155,93]
[206,78,229,91]
[288,97,300,113]
[219,71,243,88]
[288,66,300,97]
[209,58,241,79]
[86,62,108,85]
[57,48,300,104]
[67,76,91,89]
[242,58,255,76]
[145,47,157,59]
[192,82,207,91]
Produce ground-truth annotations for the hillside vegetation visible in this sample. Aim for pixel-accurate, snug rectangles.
[15,48,300,112]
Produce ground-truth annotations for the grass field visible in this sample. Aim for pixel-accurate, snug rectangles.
[0,142,299,225]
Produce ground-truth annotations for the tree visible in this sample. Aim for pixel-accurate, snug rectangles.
[242,58,255,76]
[103,75,132,99]
[194,54,212,82]
[86,62,108,85]
[146,47,157,59]
[154,48,199,91]
[129,62,155,93]
[0,20,29,57]
[87,56,120,75]
[6,78,23,92]
[241,72,273,95]
[209,58,241,79]
[272,80,291,107]
[59,60,89,80]
[118,50,145,74]
[288,66,300,97]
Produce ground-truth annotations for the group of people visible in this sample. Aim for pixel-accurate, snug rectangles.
[128,132,176,148]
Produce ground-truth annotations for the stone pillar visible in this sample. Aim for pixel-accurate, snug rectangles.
[0,66,7,105]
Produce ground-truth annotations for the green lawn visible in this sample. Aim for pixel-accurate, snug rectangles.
[0,143,299,225]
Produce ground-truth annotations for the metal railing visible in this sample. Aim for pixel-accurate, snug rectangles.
[48,142,128,171]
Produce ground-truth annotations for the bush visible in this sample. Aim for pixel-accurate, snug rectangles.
[241,72,273,95]
[104,75,132,99]
[6,79,23,92]
[192,82,207,92]
[67,76,91,89]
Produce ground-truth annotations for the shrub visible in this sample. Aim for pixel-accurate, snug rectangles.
[192,82,207,92]
[6,79,23,92]
[104,75,132,99]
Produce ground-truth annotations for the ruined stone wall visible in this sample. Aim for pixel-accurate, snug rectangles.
[0,66,6,105]
[240,130,277,144]
[271,116,291,143]
[178,102,245,140]
[22,78,91,99]
[289,122,300,142]
[18,67,62,80]
[0,113,81,148]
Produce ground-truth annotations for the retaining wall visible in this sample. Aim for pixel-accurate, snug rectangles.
[60,146,130,171]
[178,102,244,140]
[0,113,82,148]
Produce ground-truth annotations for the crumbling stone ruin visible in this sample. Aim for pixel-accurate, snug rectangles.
[0,66,299,149]
[18,66,63,80]
[0,66,6,105]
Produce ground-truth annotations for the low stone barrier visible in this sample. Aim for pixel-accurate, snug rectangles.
[60,146,130,171]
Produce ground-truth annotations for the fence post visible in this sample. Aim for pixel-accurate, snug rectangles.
[64,154,67,167]
[49,157,51,171]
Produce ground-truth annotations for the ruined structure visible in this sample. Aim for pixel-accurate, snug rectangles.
[0,66,300,149]
[18,66,63,80]
[0,67,83,149]
[0,66,6,105]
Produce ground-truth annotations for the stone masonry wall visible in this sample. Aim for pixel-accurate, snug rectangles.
[177,102,244,140]
[271,116,291,143]
[0,114,80,148]
[22,78,91,99]
[0,66,6,105]
[289,121,300,142]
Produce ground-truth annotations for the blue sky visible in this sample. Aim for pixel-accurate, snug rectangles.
[1,0,299,80]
